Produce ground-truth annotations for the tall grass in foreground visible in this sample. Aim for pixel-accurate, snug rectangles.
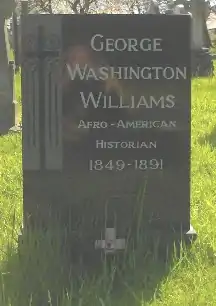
[0,69,216,305]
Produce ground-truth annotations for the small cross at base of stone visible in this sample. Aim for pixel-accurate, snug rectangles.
[95,228,126,254]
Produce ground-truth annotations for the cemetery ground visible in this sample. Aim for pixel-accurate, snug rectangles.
[0,65,216,306]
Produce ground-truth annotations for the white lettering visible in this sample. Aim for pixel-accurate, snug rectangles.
[78,120,108,128]
[90,34,163,52]
[95,140,157,149]
[66,64,187,81]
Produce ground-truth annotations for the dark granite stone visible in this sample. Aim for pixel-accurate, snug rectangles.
[21,15,196,255]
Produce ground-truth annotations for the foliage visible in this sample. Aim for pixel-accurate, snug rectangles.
[14,0,172,14]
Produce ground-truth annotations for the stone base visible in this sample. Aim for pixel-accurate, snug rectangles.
[10,123,22,133]
[131,224,197,259]
[0,100,19,135]
[142,224,197,246]
[18,224,197,265]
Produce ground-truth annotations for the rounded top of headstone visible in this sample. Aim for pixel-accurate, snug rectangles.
[173,4,188,14]
[165,9,174,15]
[29,8,48,14]
[147,0,160,14]
[0,0,15,19]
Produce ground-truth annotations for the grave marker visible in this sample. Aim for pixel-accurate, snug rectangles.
[21,14,196,255]
[0,0,18,134]
[168,0,214,76]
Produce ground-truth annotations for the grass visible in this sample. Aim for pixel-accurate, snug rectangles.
[0,65,216,305]
[211,44,216,52]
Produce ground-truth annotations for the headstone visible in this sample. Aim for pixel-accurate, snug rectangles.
[0,0,18,134]
[12,10,20,72]
[21,1,29,16]
[190,0,213,76]
[21,14,196,256]
[11,1,29,74]
[166,0,213,76]
[147,0,160,14]
[190,0,209,49]
[173,4,187,14]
